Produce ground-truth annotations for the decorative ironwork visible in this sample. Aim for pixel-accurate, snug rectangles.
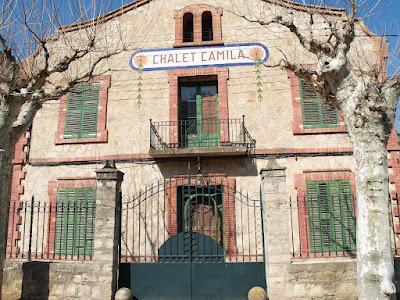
[7,196,96,261]
[150,117,256,152]
[120,175,264,263]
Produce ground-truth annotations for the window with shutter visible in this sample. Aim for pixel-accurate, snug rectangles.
[300,80,340,129]
[306,180,356,254]
[54,188,96,256]
[64,82,100,139]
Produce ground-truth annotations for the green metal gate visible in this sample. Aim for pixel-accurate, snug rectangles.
[120,175,266,299]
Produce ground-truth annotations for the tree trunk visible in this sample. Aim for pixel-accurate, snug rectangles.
[0,137,15,298]
[352,136,396,299]
[340,90,397,298]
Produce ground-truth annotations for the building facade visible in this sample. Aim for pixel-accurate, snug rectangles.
[2,0,399,299]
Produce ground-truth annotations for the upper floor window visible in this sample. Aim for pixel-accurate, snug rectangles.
[201,11,213,42]
[299,79,339,129]
[64,82,100,139]
[174,5,223,47]
[183,13,194,43]
[55,75,110,145]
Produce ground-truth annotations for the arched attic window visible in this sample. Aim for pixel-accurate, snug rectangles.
[183,13,194,43]
[202,11,213,41]
[174,5,222,47]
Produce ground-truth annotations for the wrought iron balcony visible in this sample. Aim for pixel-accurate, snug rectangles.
[149,116,256,158]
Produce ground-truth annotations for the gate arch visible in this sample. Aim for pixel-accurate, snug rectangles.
[120,175,264,263]
[119,174,266,300]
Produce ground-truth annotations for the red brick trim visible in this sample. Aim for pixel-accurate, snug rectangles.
[294,170,356,258]
[164,175,236,257]
[28,147,355,165]
[388,128,400,151]
[255,147,353,156]
[389,152,400,195]
[54,75,111,145]
[174,5,223,47]
[6,131,31,257]
[30,153,154,165]
[168,67,229,145]
[47,178,96,259]
[388,152,400,247]
[288,70,347,135]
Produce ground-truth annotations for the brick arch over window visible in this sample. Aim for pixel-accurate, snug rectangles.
[174,4,223,47]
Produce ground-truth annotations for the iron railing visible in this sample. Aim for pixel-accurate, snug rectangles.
[290,193,400,258]
[7,197,96,261]
[150,116,256,152]
[120,175,264,263]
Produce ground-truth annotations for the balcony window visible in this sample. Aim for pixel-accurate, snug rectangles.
[178,76,219,148]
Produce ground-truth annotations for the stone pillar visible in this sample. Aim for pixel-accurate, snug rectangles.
[260,158,290,299]
[94,161,124,300]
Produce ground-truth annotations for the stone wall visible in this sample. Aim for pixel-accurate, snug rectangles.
[2,163,122,300]
[279,260,357,299]
[2,260,106,300]
[261,159,358,299]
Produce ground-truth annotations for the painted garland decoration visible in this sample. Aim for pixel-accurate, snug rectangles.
[250,48,264,102]
[134,55,147,106]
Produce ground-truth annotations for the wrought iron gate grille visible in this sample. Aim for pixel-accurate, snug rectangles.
[120,175,264,263]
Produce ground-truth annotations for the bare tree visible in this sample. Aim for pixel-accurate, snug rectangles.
[0,0,147,294]
[232,0,400,298]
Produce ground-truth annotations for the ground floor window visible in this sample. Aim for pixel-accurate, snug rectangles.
[54,188,96,256]
[306,180,356,254]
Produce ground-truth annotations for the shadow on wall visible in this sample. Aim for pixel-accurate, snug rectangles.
[157,157,258,178]
[21,262,49,300]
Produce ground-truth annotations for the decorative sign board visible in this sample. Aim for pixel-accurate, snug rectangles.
[130,43,269,71]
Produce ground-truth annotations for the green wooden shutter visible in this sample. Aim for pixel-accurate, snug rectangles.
[306,182,331,253]
[55,189,76,255]
[336,180,356,251]
[55,188,96,256]
[300,80,339,128]
[64,83,100,139]
[306,180,356,254]
[54,190,67,255]
[64,93,82,138]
